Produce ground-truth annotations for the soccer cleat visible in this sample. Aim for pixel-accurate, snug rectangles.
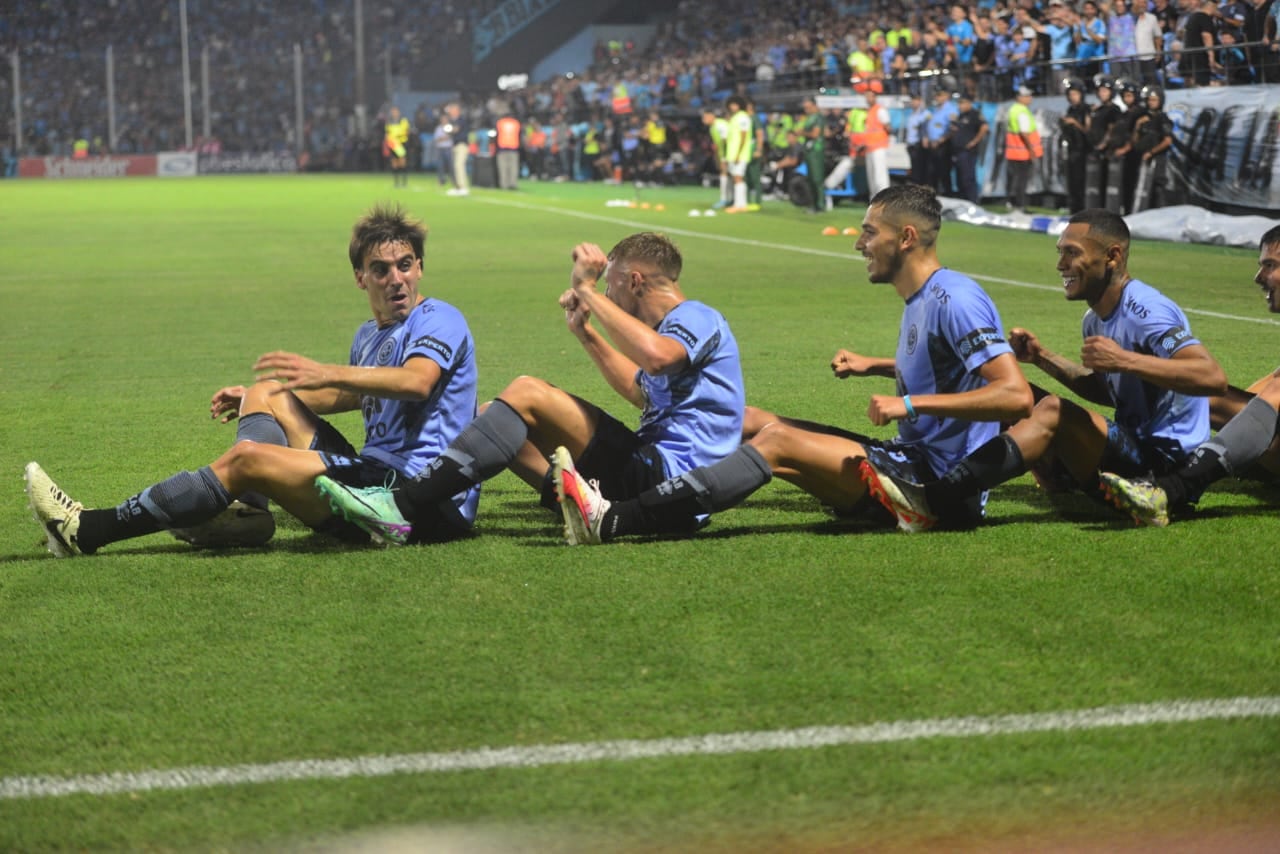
[552,446,610,545]
[170,500,276,549]
[315,475,412,546]
[24,462,85,557]
[1098,472,1170,528]
[859,459,937,533]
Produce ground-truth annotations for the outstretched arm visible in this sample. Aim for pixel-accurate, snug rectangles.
[252,350,441,414]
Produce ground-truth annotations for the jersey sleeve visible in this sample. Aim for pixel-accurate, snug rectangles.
[945,284,1013,373]
[1138,299,1199,358]
[402,301,471,370]
[658,302,721,369]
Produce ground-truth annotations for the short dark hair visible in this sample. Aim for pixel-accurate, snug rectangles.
[869,184,942,247]
[349,204,427,270]
[1261,224,1280,251]
[608,232,683,280]
[1068,207,1130,249]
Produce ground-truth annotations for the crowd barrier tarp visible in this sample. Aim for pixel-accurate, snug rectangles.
[940,197,1271,248]
[979,86,1280,213]
[1123,205,1277,248]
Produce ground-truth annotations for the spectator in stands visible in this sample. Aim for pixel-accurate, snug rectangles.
[1106,0,1142,83]
[1180,0,1223,85]
[1075,1,1109,79]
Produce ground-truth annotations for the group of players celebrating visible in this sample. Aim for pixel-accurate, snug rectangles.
[25,186,1279,557]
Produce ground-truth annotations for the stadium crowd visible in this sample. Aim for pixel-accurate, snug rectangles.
[4,0,1277,164]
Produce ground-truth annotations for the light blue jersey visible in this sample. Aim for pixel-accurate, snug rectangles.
[636,300,744,477]
[349,297,480,522]
[1082,279,1209,455]
[894,268,1014,478]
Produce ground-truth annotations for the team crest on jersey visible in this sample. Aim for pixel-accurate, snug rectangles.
[376,337,398,366]
[906,323,919,355]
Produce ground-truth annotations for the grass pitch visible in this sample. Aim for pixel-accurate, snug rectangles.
[1,175,1277,850]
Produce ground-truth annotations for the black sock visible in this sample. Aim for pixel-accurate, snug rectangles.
[400,399,528,511]
[1164,446,1225,506]
[924,433,1026,508]
[603,445,772,540]
[77,467,230,553]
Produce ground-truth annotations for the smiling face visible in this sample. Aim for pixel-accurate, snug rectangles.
[356,240,424,327]
[1055,222,1118,303]
[1257,241,1280,313]
[855,204,905,284]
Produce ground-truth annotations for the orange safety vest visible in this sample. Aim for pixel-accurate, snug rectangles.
[495,117,521,150]
[525,126,548,149]
[1005,103,1043,161]
[611,83,632,115]
[849,105,890,154]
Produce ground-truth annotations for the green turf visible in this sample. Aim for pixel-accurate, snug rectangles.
[1,175,1277,850]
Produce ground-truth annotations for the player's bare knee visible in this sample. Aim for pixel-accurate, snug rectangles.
[746,421,790,464]
[239,380,286,416]
[496,375,547,408]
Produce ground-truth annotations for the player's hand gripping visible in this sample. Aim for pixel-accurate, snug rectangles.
[866,394,909,426]
[1080,335,1129,373]
[570,242,608,293]
[1008,327,1042,363]
[831,349,877,378]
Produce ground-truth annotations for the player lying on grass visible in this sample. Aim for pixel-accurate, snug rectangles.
[315,231,745,545]
[1100,224,1280,526]
[861,208,1229,532]
[26,204,480,555]
[553,184,1034,544]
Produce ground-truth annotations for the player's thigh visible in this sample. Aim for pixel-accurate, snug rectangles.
[751,421,870,506]
[495,376,603,456]
[1039,396,1110,474]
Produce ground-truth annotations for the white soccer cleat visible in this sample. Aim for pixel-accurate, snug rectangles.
[859,459,937,533]
[170,500,276,548]
[552,446,610,545]
[24,462,86,557]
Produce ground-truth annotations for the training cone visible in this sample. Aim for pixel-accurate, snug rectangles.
[688,209,702,217]
[821,226,839,236]
[842,226,860,236]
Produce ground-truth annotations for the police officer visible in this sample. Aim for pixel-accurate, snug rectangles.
[1084,75,1120,210]
[904,91,932,188]
[1109,79,1143,213]
[924,86,958,196]
[1130,85,1174,211]
[1059,76,1091,213]
[950,91,989,204]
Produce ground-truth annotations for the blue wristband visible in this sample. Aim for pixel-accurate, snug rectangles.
[903,394,919,423]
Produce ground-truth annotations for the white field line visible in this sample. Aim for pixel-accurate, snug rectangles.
[473,195,1280,327]
[3,696,1277,801]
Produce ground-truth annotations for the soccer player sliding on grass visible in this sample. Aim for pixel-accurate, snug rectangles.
[26,205,480,555]
[555,184,1034,544]
[1100,224,1280,526]
[861,208,1229,532]
[315,232,746,545]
